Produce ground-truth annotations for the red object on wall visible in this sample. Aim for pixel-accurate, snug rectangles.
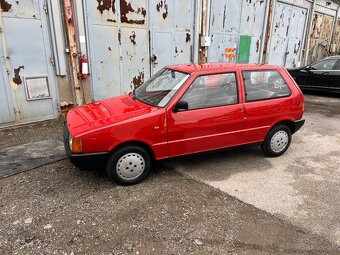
[79,57,89,79]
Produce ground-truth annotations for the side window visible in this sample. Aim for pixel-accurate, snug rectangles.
[310,59,337,70]
[181,73,238,110]
[333,60,340,70]
[243,70,291,102]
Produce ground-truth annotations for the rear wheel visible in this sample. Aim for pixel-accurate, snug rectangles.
[261,125,292,157]
[107,145,152,185]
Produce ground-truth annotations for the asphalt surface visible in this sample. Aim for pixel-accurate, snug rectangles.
[0,95,339,254]
[165,94,340,248]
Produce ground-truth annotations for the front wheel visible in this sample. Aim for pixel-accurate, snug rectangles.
[107,145,152,185]
[261,125,292,157]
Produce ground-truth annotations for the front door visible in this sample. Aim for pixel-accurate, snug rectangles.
[167,72,244,157]
[305,58,338,91]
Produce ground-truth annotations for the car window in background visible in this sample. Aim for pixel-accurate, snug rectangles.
[310,59,337,70]
[333,60,340,70]
[134,68,189,107]
[243,70,291,102]
[180,73,238,110]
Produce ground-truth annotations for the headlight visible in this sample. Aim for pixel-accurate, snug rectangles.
[69,133,73,150]
[69,134,83,154]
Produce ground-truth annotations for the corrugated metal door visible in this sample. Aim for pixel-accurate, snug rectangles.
[268,1,307,68]
[0,0,59,125]
[208,0,243,63]
[149,0,195,74]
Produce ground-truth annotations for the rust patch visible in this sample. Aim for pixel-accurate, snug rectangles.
[107,19,116,22]
[132,71,144,88]
[256,39,260,53]
[13,65,24,85]
[247,16,249,22]
[0,0,12,12]
[186,33,191,43]
[108,46,112,51]
[156,1,168,19]
[15,0,19,4]
[175,47,178,54]
[120,0,146,25]
[129,31,136,45]
[97,0,112,14]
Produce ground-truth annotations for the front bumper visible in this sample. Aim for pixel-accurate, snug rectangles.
[63,123,110,171]
[293,119,305,133]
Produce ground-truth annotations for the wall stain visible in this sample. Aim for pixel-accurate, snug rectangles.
[0,0,12,12]
[13,65,24,85]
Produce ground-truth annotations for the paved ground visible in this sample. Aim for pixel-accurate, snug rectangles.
[165,94,340,248]
[0,95,339,254]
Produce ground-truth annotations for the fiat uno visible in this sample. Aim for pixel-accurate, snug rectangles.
[64,63,305,185]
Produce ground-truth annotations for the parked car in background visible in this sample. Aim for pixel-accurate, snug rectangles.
[287,56,340,94]
[64,63,305,185]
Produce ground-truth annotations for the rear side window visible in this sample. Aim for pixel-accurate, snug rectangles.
[242,70,291,102]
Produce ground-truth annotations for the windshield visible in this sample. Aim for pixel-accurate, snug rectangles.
[134,68,189,107]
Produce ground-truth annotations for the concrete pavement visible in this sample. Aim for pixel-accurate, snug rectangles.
[164,94,340,247]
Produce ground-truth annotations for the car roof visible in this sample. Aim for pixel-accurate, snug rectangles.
[166,62,281,74]
[324,55,340,60]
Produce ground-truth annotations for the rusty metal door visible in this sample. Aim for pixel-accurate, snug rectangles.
[85,0,150,100]
[309,13,335,64]
[0,0,59,126]
[208,0,243,63]
[149,0,195,73]
[268,2,308,68]
[149,0,195,74]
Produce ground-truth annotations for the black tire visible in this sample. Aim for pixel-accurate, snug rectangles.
[261,124,292,157]
[107,145,152,185]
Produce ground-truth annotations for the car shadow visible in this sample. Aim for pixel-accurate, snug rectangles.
[158,144,273,182]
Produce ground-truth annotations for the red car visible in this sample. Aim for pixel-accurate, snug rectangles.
[64,63,305,185]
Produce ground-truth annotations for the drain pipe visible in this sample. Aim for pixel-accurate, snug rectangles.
[304,0,316,66]
[63,0,84,106]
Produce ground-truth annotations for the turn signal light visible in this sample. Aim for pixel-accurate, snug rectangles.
[71,137,83,153]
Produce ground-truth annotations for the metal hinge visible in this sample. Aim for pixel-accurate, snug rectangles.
[50,56,55,66]
[43,2,48,14]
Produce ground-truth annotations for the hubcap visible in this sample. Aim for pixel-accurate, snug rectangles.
[270,130,289,153]
[116,153,145,181]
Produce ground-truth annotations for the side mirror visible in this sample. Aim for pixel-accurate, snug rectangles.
[173,101,188,112]
[303,66,312,72]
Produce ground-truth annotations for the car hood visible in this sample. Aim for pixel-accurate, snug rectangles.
[67,94,158,136]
